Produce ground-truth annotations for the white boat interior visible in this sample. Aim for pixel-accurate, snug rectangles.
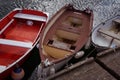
[92,15,120,48]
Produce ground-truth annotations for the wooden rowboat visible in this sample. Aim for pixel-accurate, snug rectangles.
[0,8,48,79]
[38,4,93,78]
[91,15,120,49]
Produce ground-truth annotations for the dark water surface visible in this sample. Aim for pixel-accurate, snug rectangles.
[0,0,120,27]
[0,0,120,80]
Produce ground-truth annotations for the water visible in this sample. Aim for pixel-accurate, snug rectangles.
[0,0,120,27]
[0,0,120,80]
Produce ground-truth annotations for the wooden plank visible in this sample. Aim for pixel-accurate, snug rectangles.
[98,28,120,40]
[14,13,47,22]
[97,47,120,77]
[47,57,116,80]
[0,39,32,48]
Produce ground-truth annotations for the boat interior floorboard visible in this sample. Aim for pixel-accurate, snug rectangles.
[4,23,40,42]
[0,44,28,66]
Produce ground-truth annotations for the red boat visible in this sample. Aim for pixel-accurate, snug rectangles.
[0,8,48,79]
[38,4,93,78]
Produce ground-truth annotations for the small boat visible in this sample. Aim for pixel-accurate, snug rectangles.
[91,15,120,49]
[0,8,48,79]
[38,4,93,78]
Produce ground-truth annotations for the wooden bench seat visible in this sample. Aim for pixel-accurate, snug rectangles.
[98,28,120,40]
[0,39,32,48]
[14,13,47,22]
[56,30,79,41]
[43,45,71,59]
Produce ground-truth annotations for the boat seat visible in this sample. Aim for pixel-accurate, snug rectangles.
[0,39,32,48]
[43,45,71,59]
[98,28,120,40]
[14,13,47,22]
[47,40,71,50]
[56,30,79,42]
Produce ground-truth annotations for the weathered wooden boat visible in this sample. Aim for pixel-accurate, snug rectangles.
[0,8,48,79]
[38,4,93,78]
[91,15,120,49]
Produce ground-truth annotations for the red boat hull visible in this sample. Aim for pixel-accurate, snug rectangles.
[0,8,48,79]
